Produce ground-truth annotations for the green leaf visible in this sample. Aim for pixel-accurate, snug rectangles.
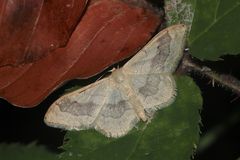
[0,143,57,160]
[164,0,196,31]
[189,0,240,60]
[60,76,202,160]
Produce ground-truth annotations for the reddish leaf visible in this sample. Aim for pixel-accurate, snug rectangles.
[0,0,87,66]
[0,0,162,107]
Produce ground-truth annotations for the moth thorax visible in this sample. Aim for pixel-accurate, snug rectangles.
[112,69,125,83]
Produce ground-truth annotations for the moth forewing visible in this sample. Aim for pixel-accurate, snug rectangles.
[122,24,187,74]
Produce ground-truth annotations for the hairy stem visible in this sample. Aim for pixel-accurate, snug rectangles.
[179,54,240,96]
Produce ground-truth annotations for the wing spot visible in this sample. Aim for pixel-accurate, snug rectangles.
[58,98,98,116]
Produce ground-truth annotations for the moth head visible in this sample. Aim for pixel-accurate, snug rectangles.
[111,69,125,83]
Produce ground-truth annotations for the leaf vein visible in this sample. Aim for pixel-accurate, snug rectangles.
[126,125,146,160]
[214,0,221,21]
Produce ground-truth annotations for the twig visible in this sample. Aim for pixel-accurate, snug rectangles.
[178,53,240,96]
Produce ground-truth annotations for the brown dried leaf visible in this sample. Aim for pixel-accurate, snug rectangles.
[0,0,162,107]
[0,0,87,66]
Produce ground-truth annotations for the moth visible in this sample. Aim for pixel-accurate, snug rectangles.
[44,24,187,138]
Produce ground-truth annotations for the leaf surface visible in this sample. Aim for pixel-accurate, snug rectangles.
[189,0,240,60]
[164,0,196,33]
[0,143,57,160]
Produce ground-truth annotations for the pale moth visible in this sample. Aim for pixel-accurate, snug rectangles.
[44,24,187,138]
